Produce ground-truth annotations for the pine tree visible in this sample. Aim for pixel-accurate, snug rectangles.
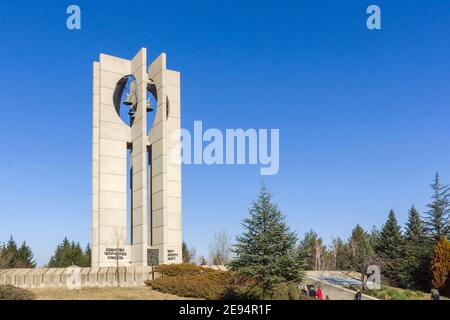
[398,206,431,290]
[424,173,450,242]
[15,242,36,268]
[430,236,450,295]
[182,241,193,263]
[298,230,322,270]
[83,244,91,267]
[368,226,380,251]
[5,236,18,268]
[347,224,375,288]
[230,186,303,299]
[376,210,404,285]
[48,238,88,267]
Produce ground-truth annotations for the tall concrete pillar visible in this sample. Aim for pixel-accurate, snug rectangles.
[91,48,182,267]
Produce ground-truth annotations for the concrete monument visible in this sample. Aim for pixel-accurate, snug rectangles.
[91,48,182,267]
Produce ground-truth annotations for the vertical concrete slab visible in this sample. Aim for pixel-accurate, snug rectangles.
[80,268,91,287]
[51,268,65,287]
[106,267,117,286]
[125,266,135,286]
[32,268,48,288]
[94,53,131,268]
[4,269,18,286]
[117,267,127,286]
[24,268,41,288]
[92,61,101,268]
[88,267,100,287]
[97,267,108,287]
[147,54,182,264]
[42,268,56,287]
[0,269,10,285]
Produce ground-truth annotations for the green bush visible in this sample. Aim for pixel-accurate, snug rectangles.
[146,264,235,300]
[0,285,35,300]
[153,263,215,277]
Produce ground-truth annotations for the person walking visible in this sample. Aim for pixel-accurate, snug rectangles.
[354,289,362,300]
[317,286,323,300]
[309,286,317,299]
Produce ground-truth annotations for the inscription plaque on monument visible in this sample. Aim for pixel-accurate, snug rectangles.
[104,247,127,260]
[147,249,159,266]
[167,249,179,261]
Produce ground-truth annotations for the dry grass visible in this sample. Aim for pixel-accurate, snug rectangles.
[30,286,198,300]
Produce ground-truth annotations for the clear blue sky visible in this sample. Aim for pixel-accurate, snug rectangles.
[0,1,449,266]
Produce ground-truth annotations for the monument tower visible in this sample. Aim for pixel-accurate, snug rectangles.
[91,48,182,267]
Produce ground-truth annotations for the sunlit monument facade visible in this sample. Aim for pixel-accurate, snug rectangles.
[91,48,182,267]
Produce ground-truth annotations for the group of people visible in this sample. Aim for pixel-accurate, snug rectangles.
[304,285,442,300]
[304,285,330,300]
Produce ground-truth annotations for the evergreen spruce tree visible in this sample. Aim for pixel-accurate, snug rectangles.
[15,242,36,268]
[298,230,320,270]
[48,238,87,267]
[182,241,193,263]
[424,173,450,242]
[83,244,91,267]
[398,206,430,290]
[230,186,303,299]
[376,210,404,285]
[368,226,380,251]
[5,236,18,268]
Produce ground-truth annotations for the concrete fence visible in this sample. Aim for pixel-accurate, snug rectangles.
[0,267,155,289]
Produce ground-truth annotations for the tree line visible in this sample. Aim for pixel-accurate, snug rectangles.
[0,237,91,269]
[0,237,36,268]
[296,172,450,294]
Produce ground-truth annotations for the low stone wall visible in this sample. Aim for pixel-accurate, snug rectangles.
[0,267,154,289]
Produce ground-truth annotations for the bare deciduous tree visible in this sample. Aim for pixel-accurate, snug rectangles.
[111,229,126,286]
[313,239,324,271]
[209,230,231,266]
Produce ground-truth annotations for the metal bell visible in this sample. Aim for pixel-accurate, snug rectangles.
[124,93,133,106]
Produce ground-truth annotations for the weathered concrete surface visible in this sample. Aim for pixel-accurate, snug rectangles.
[0,266,154,289]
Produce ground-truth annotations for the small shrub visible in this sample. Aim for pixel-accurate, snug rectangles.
[153,263,214,277]
[0,285,35,300]
[146,264,235,300]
